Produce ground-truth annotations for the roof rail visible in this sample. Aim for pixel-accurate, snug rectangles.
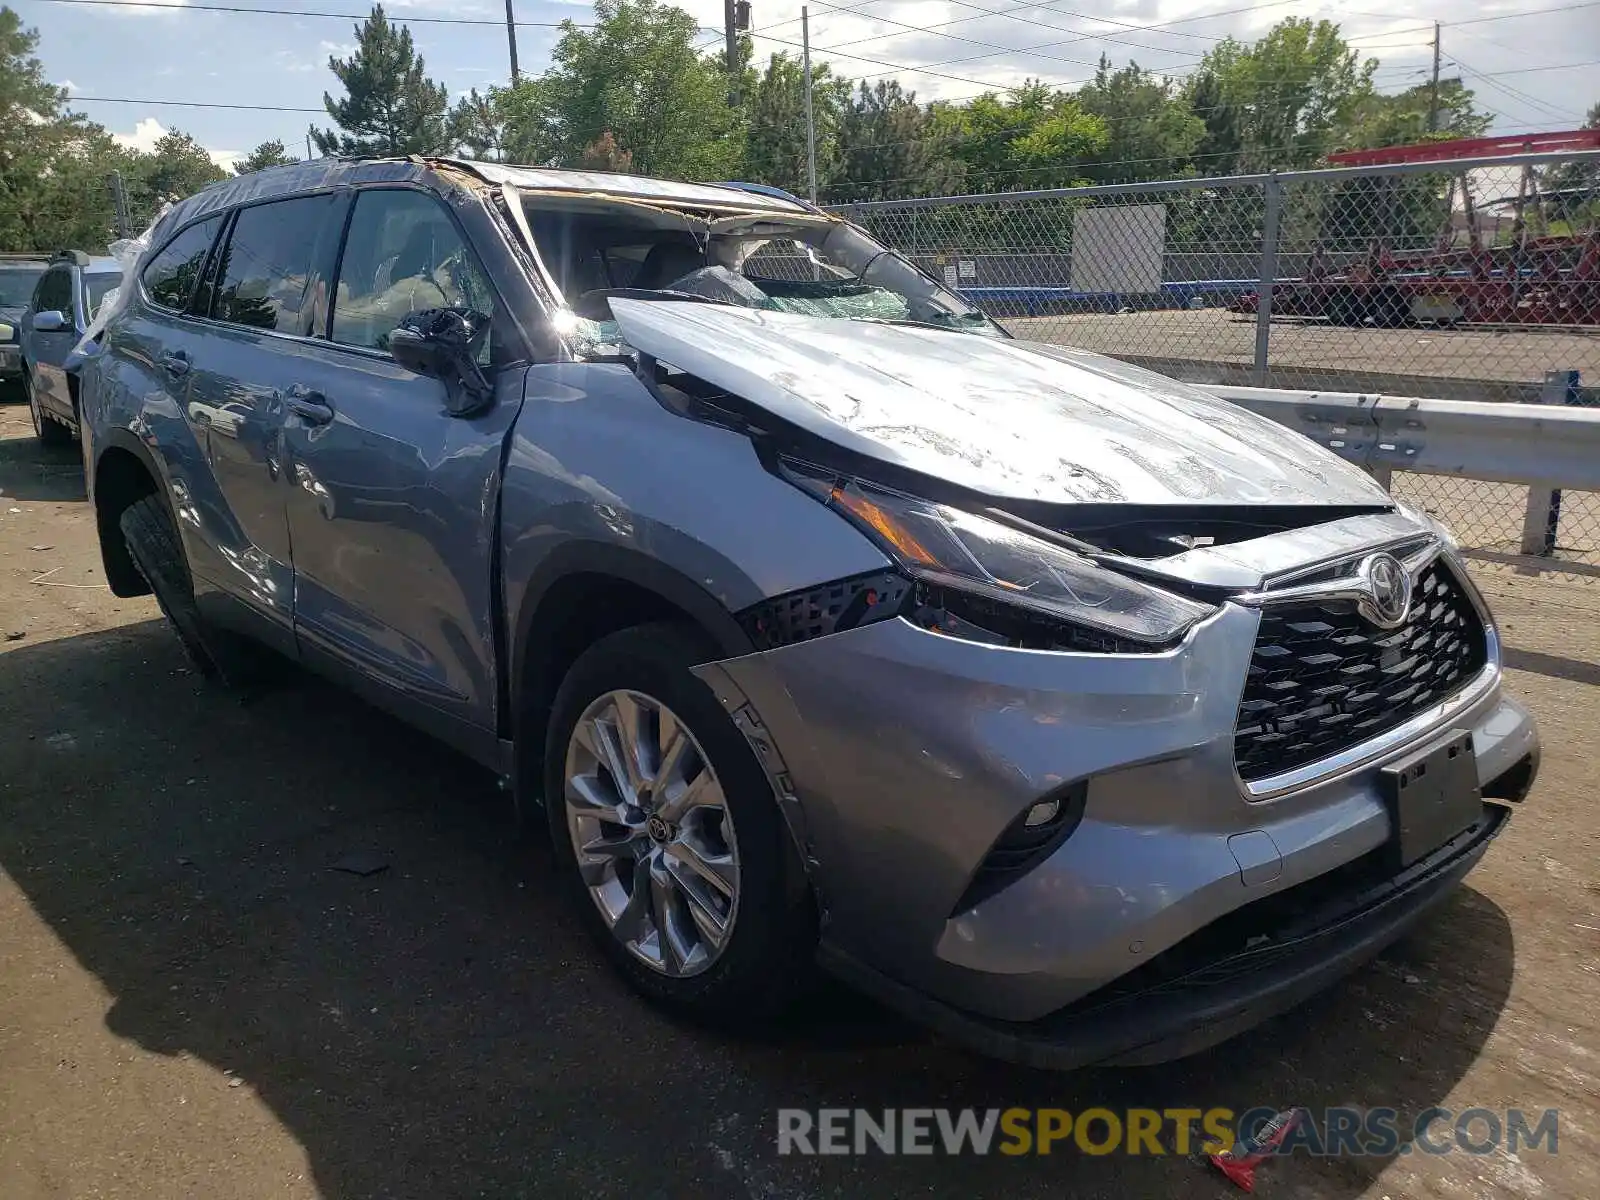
[0,251,52,262]
[53,249,91,266]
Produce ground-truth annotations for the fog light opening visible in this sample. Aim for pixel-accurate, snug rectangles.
[1024,797,1061,827]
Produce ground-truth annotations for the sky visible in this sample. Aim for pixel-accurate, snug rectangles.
[14,0,1600,171]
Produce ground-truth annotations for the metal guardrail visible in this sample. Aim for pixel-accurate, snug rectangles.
[1207,371,1596,558]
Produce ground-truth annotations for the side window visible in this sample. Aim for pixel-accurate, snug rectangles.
[209,194,335,333]
[35,268,73,315]
[142,218,222,312]
[329,189,496,358]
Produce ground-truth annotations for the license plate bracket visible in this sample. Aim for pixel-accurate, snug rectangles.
[1379,730,1481,868]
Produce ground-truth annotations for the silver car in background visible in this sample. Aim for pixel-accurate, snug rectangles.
[18,250,121,445]
[77,158,1538,1068]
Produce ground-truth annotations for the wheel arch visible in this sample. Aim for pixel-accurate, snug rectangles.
[509,541,755,800]
[91,429,165,597]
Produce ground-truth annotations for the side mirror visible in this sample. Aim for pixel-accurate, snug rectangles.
[32,310,68,333]
[388,306,494,417]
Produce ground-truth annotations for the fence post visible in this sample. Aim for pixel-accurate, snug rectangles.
[1519,369,1581,556]
[1253,174,1282,386]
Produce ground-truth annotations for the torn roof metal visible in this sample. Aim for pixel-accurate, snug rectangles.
[152,156,805,245]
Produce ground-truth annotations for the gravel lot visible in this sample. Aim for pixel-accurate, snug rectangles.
[1,399,1597,1200]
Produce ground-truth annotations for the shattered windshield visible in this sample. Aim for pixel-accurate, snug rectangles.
[517,196,1002,356]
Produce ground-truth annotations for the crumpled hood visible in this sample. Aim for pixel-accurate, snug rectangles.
[609,299,1390,508]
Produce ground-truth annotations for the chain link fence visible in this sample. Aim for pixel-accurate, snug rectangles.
[833,149,1600,582]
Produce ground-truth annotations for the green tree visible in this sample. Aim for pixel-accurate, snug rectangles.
[1544,100,1600,223]
[233,138,298,176]
[0,6,126,249]
[928,80,1108,192]
[1183,67,1239,177]
[127,129,226,223]
[744,53,849,197]
[499,0,743,179]
[576,131,633,172]
[1076,56,1205,184]
[1340,78,1490,150]
[833,80,960,203]
[449,88,509,162]
[1186,18,1376,172]
[313,4,450,157]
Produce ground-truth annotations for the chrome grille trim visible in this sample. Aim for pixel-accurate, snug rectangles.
[1234,553,1492,797]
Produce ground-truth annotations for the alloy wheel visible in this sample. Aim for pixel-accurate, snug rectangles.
[563,689,741,977]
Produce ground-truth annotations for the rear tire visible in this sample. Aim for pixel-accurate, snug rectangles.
[543,621,816,1024]
[119,494,220,679]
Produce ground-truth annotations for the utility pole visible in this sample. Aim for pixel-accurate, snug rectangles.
[504,0,520,84]
[305,129,314,160]
[1427,21,1442,133]
[724,0,740,106]
[108,170,130,239]
[802,6,817,203]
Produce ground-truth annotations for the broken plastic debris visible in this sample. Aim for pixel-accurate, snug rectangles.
[1208,1106,1307,1192]
[330,849,390,877]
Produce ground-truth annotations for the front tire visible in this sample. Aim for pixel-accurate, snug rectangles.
[543,622,816,1023]
[119,494,220,679]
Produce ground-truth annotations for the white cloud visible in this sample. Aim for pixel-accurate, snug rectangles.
[112,117,239,171]
[112,117,168,154]
[274,49,317,74]
[319,40,357,59]
[56,80,79,94]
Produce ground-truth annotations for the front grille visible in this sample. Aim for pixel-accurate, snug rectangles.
[1234,557,1487,783]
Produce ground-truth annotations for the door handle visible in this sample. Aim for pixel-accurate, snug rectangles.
[283,384,334,425]
[159,349,191,378]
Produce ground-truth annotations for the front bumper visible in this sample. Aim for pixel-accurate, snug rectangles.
[696,588,1538,1039]
[820,800,1511,1070]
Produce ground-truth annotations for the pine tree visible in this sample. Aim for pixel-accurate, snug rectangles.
[234,138,298,175]
[312,4,450,157]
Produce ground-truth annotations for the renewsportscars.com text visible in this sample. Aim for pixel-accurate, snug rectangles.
[775,1106,1560,1157]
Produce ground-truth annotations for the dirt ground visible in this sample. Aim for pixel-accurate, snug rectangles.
[1009,308,1600,401]
[1,397,1597,1200]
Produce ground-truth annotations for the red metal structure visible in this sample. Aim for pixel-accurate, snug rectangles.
[1325,129,1600,167]
[1232,130,1600,328]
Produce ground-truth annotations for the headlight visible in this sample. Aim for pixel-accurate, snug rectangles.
[0,322,14,342]
[789,468,1213,649]
[1393,497,1460,552]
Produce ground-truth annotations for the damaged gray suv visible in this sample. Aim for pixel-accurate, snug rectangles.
[78,158,1539,1068]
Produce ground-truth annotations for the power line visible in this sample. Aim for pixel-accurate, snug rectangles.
[795,0,1600,87]
[26,0,596,27]
[801,0,1189,72]
[71,94,326,113]
[806,0,1212,65]
[1449,57,1590,123]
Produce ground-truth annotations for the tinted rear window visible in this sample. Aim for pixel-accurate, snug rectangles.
[210,195,335,332]
[143,219,222,311]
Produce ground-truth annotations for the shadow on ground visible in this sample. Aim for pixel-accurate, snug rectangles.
[0,622,1516,1199]
[0,421,85,502]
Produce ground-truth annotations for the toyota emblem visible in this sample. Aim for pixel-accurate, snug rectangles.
[1358,552,1412,628]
